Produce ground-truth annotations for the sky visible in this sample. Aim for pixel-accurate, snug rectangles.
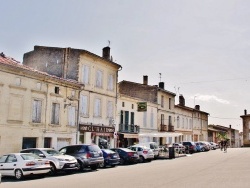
[1,0,249,131]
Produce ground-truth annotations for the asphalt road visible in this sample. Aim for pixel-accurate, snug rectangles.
[1,148,250,188]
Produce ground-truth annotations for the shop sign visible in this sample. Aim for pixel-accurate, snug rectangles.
[79,124,115,133]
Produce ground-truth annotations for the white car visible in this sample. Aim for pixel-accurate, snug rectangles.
[20,148,78,175]
[0,153,50,180]
[133,142,160,159]
[128,145,154,162]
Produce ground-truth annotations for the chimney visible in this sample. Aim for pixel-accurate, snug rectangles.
[195,105,200,111]
[229,125,232,129]
[244,109,247,115]
[159,82,165,89]
[143,75,148,85]
[102,46,110,60]
[179,95,185,106]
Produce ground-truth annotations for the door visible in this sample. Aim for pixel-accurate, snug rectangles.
[2,155,17,176]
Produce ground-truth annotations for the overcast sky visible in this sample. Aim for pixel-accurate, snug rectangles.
[1,0,249,131]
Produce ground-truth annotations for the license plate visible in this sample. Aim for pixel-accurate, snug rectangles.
[70,164,75,167]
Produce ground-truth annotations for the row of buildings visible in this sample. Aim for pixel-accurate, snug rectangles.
[0,45,242,155]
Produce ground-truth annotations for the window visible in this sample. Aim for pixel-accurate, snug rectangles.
[55,87,60,94]
[44,137,51,148]
[169,116,172,126]
[169,98,171,109]
[161,114,164,125]
[80,95,88,116]
[51,103,60,125]
[68,106,76,126]
[177,116,180,128]
[16,77,21,86]
[131,112,134,125]
[161,96,164,107]
[36,82,41,90]
[96,70,103,88]
[22,137,37,149]
[122,102,125,107]
[107,74,114,91]
[107,101,113,118]
[94,98,101,117]
[189,119,192,129]
[132,104,134,109]
[32,99,42,123]
[82,65,90,85]
[150,109,154,127]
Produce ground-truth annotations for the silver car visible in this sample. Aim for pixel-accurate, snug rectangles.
[0,153,50,180]
[20,148,78,175]
[128,145,154,162]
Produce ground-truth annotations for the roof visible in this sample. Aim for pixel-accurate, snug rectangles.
[175,104,210,115]
[119,80,176,96]
[0,53,83,88]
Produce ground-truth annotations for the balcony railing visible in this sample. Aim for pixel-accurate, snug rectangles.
[119,124,140,133]
[160,124,175,132]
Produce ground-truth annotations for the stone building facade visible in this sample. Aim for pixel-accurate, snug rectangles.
[0,53,83,155]
[23,46,122,148]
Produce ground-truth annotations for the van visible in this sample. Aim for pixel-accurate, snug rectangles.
[133,142,159,159]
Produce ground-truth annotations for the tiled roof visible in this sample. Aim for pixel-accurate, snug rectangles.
[0,53,83,86]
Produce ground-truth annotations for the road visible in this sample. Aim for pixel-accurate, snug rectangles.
[1,148,250,188]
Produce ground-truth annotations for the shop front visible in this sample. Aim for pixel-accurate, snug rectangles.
[79,124,115,148]
[117,133,139,148]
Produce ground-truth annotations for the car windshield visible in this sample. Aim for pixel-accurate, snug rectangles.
[21,153,41,160]
[43,149,60,156]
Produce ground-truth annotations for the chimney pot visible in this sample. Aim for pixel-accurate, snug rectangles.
[102,46,110,60]
[244,109,247,115]
[179,95,185,106]
[143,75,148,85]
[159,82,165,89]
[195,105,200,111]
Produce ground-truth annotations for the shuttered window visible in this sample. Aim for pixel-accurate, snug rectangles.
[82,65,90,85]
[107,101,113,118]
[68,106,76,126]
[80,95,88,116]
[51,103,60,125]
[94,98,101,117]
[32,99,42,123]
[143,112,147,127]
[108,74,114,91]
[150,109,153,127]
[125,111,129,125]
[130,112,134,125]
[96,70,103,88]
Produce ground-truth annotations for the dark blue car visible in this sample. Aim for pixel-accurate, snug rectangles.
[99,149,120,168]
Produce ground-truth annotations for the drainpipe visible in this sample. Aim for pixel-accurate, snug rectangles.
[76,85,84,144]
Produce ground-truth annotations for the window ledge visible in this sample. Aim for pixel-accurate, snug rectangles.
[49,124,61,127]
[7,120,23,124]
[9,85,27,91]
[29,122,44,126]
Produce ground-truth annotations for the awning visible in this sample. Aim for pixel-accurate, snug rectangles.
[208,128,226,132]
[122,133,139,138]
[139,132,183,137]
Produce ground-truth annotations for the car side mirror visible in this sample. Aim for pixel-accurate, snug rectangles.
[39,154,45,158]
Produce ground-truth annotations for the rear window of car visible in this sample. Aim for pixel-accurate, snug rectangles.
[102,149,115,154]
[21,153,40,160]
[88,145,101,152]
[66,146,84,154]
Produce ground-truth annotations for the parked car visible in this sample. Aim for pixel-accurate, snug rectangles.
[134,142,160,159]
[128,145,154,162]
[0,153,51,180]
[209,142,219,150]
[59,144,104,171]
[110,148,139,165]
[99,149,120,168]
[20,148,78,175]
[171,143,186,154]
[198,141,211,151]
[182,141,197,154]
[195,142,206,152]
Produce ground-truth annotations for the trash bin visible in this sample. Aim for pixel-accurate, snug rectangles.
[169,147,175,159]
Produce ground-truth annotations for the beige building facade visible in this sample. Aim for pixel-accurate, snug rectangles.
[0,53,82,155]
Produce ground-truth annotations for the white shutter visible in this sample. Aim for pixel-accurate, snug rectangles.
[96,70,103,88]
[52,103,60,124]
[94,99,101,117]
[32,100,42,123]
[68,106,76,126]
[80,95,88,116]
[37,100,42,122]
[83,65,90,84]
[107,101,113,118]
[108,74,114,91]
[143,112,147,127]
[32,100,37,122]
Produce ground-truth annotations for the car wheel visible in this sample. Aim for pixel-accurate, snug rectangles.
[119,158,125,165]
[49,163,57,176]
[90,164,98,170]
[139,156,145,163]
[15,169,23,180]
[99,162,105,168]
